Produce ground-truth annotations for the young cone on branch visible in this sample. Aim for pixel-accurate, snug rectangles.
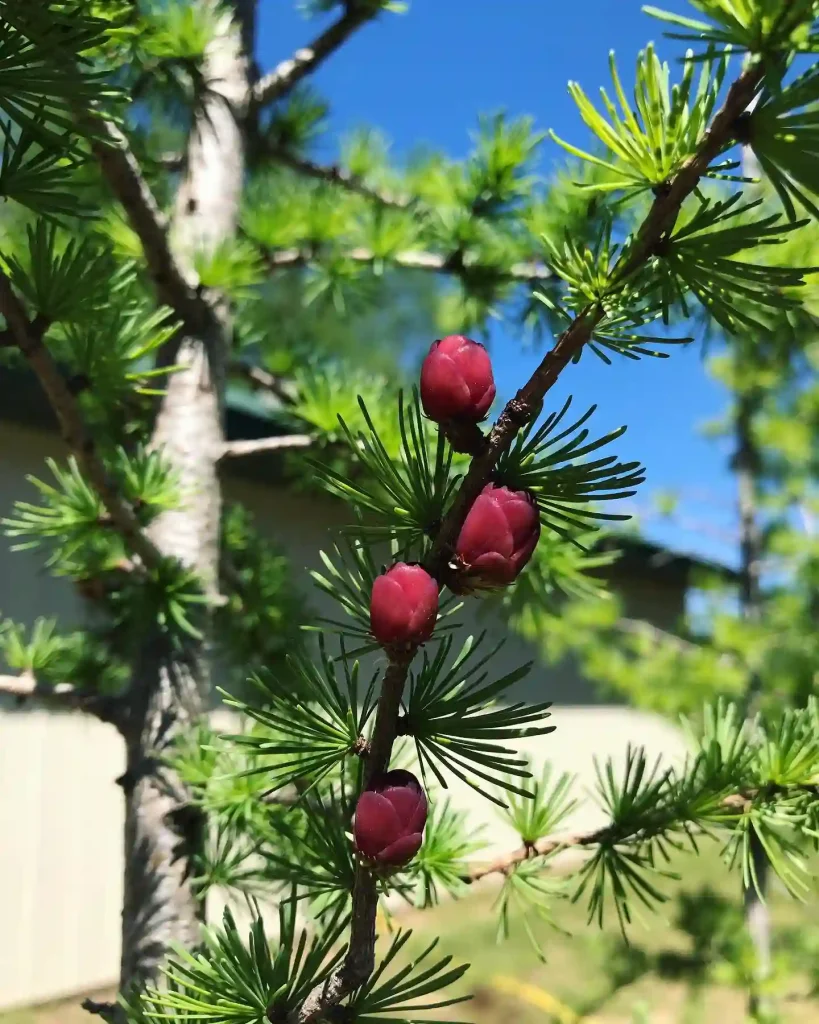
[420,335,496,424]
[354,769,428,867]
[421,334,496,453]
[450,483,541,592]
[370,562,439,648]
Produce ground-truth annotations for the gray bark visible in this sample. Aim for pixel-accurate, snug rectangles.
[118,1,251,993]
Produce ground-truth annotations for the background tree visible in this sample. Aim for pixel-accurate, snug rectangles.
[0,2,818,1024]
[512,186,819,1015]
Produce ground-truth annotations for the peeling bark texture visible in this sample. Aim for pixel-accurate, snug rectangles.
[119,0,251,993]
[120,640,207,990]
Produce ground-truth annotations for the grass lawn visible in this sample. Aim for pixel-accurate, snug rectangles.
[4,845,818,1024]
[392,844,819,1023]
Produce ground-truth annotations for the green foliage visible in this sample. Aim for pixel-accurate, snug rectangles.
[134,0,225,115]
[644,1,819,57]
[308,538,384,652]
[0,615,128,694]
[170,723,272,825]
[259,85,328,156]
[109,555,208,642]
[567,701,819,933]
[494,857,569,960]
[551,45,732,197]
[401,633,554,802]
[312,391,459,558]
[492,764,577,956]
[262,787,358,910]
[0,123,92,219]
[3,449,177,576]
[194,238,265,297]
[406,801,483,908]
[192,817,272,900]
[496,398,645,538]
[537,220,693,361]
[522,586,750,717]
[124,900,349,1024]
[653,193,816,332]
[58,296,180,405]
[222,637,377,792]
[240,108,587,335]
[2,220,121,322]
[217,505,307,685]
[0,1,120,146]
[744,64,819,220]
[291,364,396,440]
[6,2,819,1022]
[344,931,471,1023]
[499,761,578,845]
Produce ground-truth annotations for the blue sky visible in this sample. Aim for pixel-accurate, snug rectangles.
[256,1,740,567]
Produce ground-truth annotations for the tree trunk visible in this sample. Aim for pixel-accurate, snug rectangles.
[120,639,208,990]
[118,2,250,992]
[735,388,769,1018]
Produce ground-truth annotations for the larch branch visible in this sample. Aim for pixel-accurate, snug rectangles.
[90,120,217,334]
[268,148,411,208]
[463,782,819,885]
[81,998,124,1024]
[615,616,737,665]
[0,271,164,573]
[229,362,296,405]
[252,3,381,109]
[162,146,411,209]
[292,654,413,1023]
[0,672,123,725]
[292,56,764,1024]
[260,244,553,283]
[219,434,313,459]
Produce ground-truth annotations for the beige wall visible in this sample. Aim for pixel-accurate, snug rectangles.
[0,707,124,1008]
[0,423,689,1010]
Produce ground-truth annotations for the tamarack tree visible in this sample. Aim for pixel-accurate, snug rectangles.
[1,1,819,1023]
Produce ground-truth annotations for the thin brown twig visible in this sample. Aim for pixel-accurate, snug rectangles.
[0,672,124,726]
[462,781,819,885]
[259,244,553,283]
[615,617,738,667]
[464,831,605,884]
[157,144,413,209]
[219,434,313,460]
[159,145,411,210]
[267,148,411,208]
[81,998,124,1024]
[230,362,297,406]
[291,57,765,1024]
[252,3,381,109]
[0,271,164,573]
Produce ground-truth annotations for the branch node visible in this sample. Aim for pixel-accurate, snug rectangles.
[733,110,754,146]
[440,420,488,457]
[351,735,370,757]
